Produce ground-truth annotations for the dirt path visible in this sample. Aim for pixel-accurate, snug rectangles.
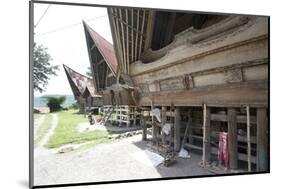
[34,114,46,137]
[34,134,212,186]
[34,114,58,156]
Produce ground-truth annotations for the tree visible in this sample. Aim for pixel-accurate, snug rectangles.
[33,43,59,93]
[43,96,66,112]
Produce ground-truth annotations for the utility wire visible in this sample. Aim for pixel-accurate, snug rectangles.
[35,4,51,28]
[35,15,107,37]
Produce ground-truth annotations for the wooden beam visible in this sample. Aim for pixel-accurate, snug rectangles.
[256,108,268,172]
[228,108,238,169]
[174,107,181,151]
[135,10,140,60]
[246,105,252,172]
[151,101,157,140]
[125,9,129,73]
[211,113,257,124]
[109,8,123,82]
[131,8,134,63]
[118,9,127,74]
[203,104,211,167]
[161,106,167,144]
[138,10,146,59]
[139,81,268,107]
[141,114,147,141]
[110,12,146,37]
[144,10,155,51]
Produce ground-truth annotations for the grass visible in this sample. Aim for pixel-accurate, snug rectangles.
[34,113,41,120]
[47,109,109,148]
[34,114,52,146]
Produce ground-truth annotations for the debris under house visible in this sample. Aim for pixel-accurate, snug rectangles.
[83,10,268,173]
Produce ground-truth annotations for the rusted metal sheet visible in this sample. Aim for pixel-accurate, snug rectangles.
[83,22,118,75]
[63,64,99,99]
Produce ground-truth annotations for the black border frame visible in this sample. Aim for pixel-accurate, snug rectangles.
[29,1,270,188]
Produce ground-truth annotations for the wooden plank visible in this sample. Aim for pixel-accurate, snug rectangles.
[131,8,134,63]
[246,105,252,172]
[256,108,268,172]
[138,10,146,59]
[203,104,211,166]
[111,8,124,80]
[134,10,140,59]
[141,115,147,141]
[151,101,157,140]
[211,114,257,124]
[161,106,167,144]
[211,131,257,144]
[125,9,129,73]
[118,9,127,74]
[144,10,155,51]
[184,143,203,151]
[211,147,256,164]
[139,81,268,107]
[174,107,181,151]
[228,108,238,169]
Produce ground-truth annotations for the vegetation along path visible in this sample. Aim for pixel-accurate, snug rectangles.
[34,114,58,156]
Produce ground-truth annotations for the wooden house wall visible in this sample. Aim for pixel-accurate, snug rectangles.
[129,16,268,108]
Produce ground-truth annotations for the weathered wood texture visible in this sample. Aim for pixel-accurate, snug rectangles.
[203,105,211,166]
[174,107,181,151]
[246,106,252,172]
[256,108,268,172]
[139,81,267,107]
[141,115,147,141]
[130,17,268,76]
[228,108,238,169]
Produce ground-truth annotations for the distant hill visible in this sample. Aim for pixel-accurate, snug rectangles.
[34,94,76,108]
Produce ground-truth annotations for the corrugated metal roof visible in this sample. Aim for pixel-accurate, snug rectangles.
[63,64,99,97]
[83,22,118,75]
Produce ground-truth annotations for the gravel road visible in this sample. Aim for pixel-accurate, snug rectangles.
[34,134,212,186]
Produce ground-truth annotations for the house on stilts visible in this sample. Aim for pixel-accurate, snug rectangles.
[82,9,268,173]
[63,64,102,113]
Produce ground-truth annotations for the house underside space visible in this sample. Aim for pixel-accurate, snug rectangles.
[82,8,269,174]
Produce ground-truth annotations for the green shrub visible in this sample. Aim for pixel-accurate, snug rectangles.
[43,96,66,112]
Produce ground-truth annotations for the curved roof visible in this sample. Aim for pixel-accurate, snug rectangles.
[83,22,117,75]
[63,64,100,98]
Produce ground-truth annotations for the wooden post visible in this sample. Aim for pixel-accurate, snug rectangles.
[161,106,167,144]
[174,107,181,152]
[256,108,268,172]
[228,108,238,169]
[133,107,137,126]
[151,101,157,140]
[203,104,211,167]
[141,114,147,141]
[246,106,252,172]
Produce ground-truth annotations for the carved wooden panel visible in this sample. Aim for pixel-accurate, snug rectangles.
[160,77,185,91]
[183,74,194,89]
[139,83,150,93]
[148,81,160,92]
[225,68,243,83]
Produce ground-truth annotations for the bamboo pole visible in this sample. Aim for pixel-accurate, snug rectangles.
[203,104,206,167]
[125,9,129,74]
[131,9,134,63]
[119,9,127,74]
[246,105,251,172]
[138,10,146,59]
[135,10,140,60]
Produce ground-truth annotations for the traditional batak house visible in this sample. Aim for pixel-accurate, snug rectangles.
[63,64,102,113]
[103,9,268,172]
[83,22,141,126]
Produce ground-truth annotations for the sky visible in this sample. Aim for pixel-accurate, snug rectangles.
[34,3,113,96]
